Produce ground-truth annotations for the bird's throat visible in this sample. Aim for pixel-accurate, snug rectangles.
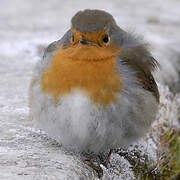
[60,43,121,61]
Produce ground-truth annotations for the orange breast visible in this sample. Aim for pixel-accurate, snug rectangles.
[40,45,123,106]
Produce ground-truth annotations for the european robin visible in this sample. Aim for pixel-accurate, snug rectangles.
[29,9,159,177]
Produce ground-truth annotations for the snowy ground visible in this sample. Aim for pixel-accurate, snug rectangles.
[0,0,180,179]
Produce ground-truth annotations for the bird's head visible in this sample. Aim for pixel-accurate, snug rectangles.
[58,9,124,61]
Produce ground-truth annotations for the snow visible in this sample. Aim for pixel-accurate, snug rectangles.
[0,0,180,179]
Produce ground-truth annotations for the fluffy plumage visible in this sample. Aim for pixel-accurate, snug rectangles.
[29,9,159,154]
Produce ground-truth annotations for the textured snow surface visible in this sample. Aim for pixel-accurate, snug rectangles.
[0,0,180,179]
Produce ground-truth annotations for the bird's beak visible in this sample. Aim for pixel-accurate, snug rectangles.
[79,37,98,46]
[79,37,91,45]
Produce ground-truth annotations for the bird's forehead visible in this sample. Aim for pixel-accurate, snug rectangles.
[71,9,116,32]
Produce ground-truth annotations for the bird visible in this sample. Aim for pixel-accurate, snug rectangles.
[29,9,159,177]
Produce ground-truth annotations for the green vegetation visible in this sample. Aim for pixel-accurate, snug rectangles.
[116,126,180,180]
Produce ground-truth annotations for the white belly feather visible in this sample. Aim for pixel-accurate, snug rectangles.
[30,80,158,153]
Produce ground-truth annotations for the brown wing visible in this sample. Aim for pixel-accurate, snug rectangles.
[119,45,160,102]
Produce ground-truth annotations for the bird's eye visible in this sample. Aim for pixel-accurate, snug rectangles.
[102,34,109,43]
[71,35,74,42]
